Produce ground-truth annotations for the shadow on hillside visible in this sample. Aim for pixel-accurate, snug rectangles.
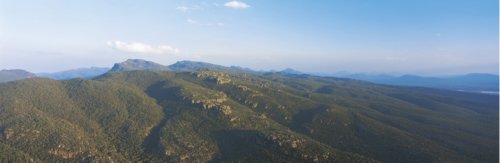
[141,81,183,156]
[290,105,328,133]
[208,130,286,162]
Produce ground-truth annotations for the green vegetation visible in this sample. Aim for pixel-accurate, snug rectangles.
[0,69,497,162]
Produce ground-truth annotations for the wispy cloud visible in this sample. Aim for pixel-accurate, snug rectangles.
[176,5,202,13]
[176,6,190,12]
[107,41,179,54]
[186,19,224,27]
[187,19,198,24]
[208,22,225,27]
[224,1,250,9]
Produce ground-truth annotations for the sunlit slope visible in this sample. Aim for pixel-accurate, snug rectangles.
[0,70,497,162]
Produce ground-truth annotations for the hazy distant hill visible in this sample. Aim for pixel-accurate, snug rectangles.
[168,61,305,75]
[0,69,35,83]
[36,60,498,95]
[169,60,263,74]
[109,59,170,72]
[169,60,230,71]
[0,60,497,162]
[37,67,110,80]
[279,68,304,75]
[334,73,499,94]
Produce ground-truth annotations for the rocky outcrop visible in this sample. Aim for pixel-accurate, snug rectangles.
[192,71,231,85]
[266,133,332,162]
[161,125,218,162]
[2,128,14,140]
[47,144,82,159]
[180,87,233,116]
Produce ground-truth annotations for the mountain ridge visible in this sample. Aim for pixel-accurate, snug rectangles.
[0,69,36,83]
[109,59,171,72]
[330,72,499,93]
[0,63,497,162]
[37,67,110,80]
[2,59,498,94]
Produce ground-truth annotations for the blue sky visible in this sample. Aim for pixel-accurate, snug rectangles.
[0,0,498,75]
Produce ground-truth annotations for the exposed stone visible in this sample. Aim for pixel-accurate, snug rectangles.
[237,85,251,91]
[47,144,82,159]
[219,105,232,115]
[4,128,14,140]
[165,148,174,156]
[180,154,189,162]
[216,77,231,85]
[187,90,229,111]
[229,117,239,122]
[291,140,299,148]
[192,71,231,85]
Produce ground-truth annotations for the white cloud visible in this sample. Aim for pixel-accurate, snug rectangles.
[224,1,250,9]
[216,22,225,27]
[176,5,202,13]
[107,41,179,54]
[176,6,190,12]
[187,19,198,24]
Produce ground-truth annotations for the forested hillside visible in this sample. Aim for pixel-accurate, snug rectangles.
[0,69,497,162]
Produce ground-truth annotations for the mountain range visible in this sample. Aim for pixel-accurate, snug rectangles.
[0,59,497,162]
[330,73,499,94]
[0,69,36,83]
[36,67,110,80]
[1,59,497,96]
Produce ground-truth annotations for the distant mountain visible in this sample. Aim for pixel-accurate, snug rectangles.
[168,60,230,71]
[228,66,256,73]
[37,67,110,80]
[279,68,304,75]
[108,59,498,94]
[109,59,170,72]
[0,61,497,162]
[332,73,499,94]
[0,69,35,83]
[108,59,256,73]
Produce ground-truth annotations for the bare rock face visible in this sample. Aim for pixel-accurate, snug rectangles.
[180,85,232,114]
[47,144,82,159]
[2,128,14,140]
[219,105,232,115]
[188,92,228,110]
[192,71,231,85]
[265,133,333,162]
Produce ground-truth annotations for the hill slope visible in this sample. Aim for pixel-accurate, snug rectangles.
[0,69,35,83]
[37,67,110,80]
[168,60,230,71]
[0,69,497,162]
[109,59,170,72]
